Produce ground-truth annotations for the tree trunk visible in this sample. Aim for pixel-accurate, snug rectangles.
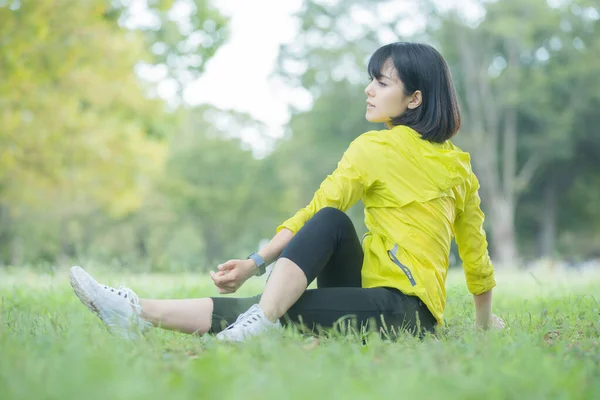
[455,29,522,268]
[202,225,223,269]
[488,196,519,267]
[136,226,149,260]
[538,178,557,258]
[57,218,75,267]
[10,236,24,267]
[0,204,9,265]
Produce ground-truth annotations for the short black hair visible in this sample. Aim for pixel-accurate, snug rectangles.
[368,42,461,143]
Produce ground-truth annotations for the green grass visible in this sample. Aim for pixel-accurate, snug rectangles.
[1,266,600,400]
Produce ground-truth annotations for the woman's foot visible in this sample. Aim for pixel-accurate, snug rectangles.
[216,304,282,342]
[69,266,151,339]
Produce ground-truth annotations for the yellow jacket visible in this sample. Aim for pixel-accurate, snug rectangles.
[277,125,496,325]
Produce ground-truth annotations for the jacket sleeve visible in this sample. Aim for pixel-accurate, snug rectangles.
[276,134,377,234]
[454,173,496,295]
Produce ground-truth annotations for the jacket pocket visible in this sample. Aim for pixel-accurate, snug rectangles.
[387,244,417,286]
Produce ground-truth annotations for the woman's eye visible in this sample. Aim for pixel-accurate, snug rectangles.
[377,81,387,87]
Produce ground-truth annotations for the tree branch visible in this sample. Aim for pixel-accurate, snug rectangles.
[515,153,543,195]
[501,39,520,203]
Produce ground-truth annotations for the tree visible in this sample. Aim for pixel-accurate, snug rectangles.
[433,0,600,264]
[0,0,228,265]
[163,106,289,267]
[109,0,229,101]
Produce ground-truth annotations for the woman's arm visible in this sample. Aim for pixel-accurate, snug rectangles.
[473,289,505,330]
[473,289,506,329]
[245,136,375,275]
[454,173,500,329]
[257,228,294,267]
[212,134,376,292]
[473,289,493,328]
[210,228,295,293]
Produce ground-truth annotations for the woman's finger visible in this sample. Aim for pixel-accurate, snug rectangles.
[212,273,236,285]
[212,277,237,289]
[220,281,237,290]
[218,260,236,271]
[218,286,236,294]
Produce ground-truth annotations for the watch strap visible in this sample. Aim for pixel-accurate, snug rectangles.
[248,252,266,276]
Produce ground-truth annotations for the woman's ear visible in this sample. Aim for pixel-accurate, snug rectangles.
[407,90,422,110]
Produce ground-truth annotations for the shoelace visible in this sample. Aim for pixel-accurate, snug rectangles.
[224,304,263,331]
[102,285,143,314]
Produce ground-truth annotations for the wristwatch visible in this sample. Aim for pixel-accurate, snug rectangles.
[248,252,267,276]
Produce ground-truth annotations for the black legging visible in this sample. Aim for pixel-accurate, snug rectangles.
[210,207,436,337]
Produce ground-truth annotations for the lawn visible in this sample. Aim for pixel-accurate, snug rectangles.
[1,265,599,399]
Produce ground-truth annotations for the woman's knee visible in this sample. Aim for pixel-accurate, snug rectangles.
[313,207,352,228]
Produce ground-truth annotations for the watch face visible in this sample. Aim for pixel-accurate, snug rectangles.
[250,253,264,267]
[249,253,265,276]
[255,263,266,276]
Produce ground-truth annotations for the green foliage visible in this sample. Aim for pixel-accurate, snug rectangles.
[0,0,162,211]
[0,0,239,268]
[161,106,289,268]
[0,0,599,269]
[1,268,600,399]
[110,0,229,99]
[0,0,169,264]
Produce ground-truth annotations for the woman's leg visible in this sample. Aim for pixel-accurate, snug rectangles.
[72,207,362,339]
[140,206,434,339]
[69,265,257,337]
[138,298,214,335]
[209,288,436,337]
[138,207,362,335]
[283,287,436,337]
[259,206,364,321]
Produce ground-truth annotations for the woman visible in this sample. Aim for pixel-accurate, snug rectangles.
[70,42,504,342]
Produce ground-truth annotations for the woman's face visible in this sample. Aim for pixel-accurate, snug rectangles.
[364,59,420,128]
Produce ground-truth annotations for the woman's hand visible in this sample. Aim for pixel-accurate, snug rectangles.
[490,314,506,329]
[474,313,506,330]
[209,259,256,294]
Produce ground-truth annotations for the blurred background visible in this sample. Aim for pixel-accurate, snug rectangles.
[0,0,598,273]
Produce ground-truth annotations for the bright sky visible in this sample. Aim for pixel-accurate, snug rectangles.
[131,0,483,155]
[183,0,308,133]
[129,0,309,156]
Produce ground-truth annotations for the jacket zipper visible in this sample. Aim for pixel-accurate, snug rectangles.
[387,244,417,286]
[361,232,372,245]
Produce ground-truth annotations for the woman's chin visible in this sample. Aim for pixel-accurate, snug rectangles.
[365,114,378,123]
[365,116,386,125]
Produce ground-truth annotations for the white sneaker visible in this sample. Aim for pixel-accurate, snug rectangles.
[69,266,152,339]
[216,304,282,342]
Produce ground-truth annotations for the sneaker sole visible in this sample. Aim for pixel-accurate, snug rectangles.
[69,266,147,340]
[69,266,102,317]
